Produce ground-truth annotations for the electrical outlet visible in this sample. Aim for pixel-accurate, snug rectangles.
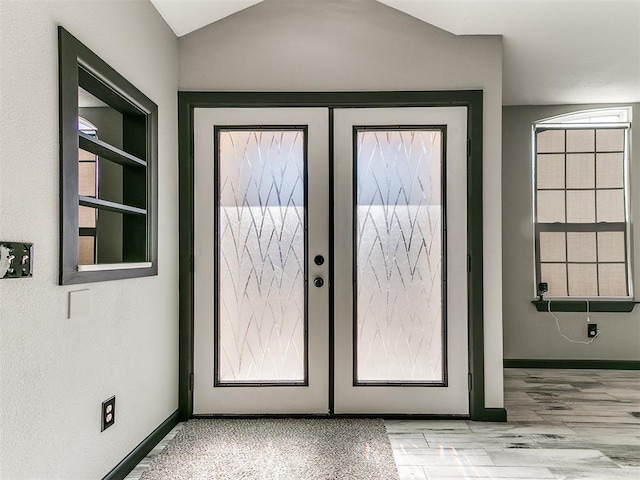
[101,396,115,431]
[587,324,598,338]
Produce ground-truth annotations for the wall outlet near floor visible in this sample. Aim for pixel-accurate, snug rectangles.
[101,396,115,431]
[587,324,598,338]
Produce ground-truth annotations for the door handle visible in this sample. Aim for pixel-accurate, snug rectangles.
[313,277,324,288]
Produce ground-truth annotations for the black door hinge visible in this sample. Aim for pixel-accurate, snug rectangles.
[468,373,473,391]
[189,373,194,391]
[467,138,471,158]
[467,255,471,273]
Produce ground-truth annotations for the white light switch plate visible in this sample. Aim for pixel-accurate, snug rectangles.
[68,289,91,320]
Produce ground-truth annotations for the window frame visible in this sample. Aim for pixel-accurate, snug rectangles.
[532,110,632,305]
[58,26,158,285]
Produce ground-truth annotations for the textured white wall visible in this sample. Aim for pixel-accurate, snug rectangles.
[502,104,640,361]
[0,1,179,478]
[179,0,504,408]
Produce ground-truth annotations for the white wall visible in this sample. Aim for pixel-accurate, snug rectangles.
[180,0,504,408]
[379,0,640,106]
[503,103,640,361]
[0,1,179,478]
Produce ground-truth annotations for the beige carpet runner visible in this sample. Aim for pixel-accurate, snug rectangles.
[140,418,399,479]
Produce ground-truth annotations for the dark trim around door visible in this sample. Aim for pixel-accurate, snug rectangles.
[178,91,493,421]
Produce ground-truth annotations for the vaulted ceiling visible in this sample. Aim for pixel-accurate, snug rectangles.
[149,0,640,105]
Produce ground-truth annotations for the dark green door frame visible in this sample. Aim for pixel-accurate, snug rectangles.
[178,91,504,421]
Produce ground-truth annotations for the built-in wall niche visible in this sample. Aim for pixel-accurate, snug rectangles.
[59,27,157,284]
[77,88,129,266]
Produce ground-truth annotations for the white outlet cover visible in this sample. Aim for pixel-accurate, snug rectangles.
[68,289,91,320]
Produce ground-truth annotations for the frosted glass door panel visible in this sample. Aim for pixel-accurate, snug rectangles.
[356,130,444,384]
[217,129,305,384]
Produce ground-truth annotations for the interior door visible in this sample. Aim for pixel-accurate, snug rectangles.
[333,107,469,414]
[193,108,329,414]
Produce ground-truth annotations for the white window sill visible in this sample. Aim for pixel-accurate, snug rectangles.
[77,262,152,272]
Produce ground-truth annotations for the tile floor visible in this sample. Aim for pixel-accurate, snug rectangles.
[388,368,640,479]
[126,368,640,479]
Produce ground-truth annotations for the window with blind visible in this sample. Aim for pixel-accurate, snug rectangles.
[59,27,158,285]
[533,109,631,298]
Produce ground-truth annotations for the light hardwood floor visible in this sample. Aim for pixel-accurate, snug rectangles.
[126,368,640,479]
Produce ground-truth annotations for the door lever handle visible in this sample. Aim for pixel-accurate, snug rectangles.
[313,277,324,288]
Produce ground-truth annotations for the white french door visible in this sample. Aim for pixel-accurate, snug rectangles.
[193,106,468,415]
[333,108,468,414]
[193,108,330,414]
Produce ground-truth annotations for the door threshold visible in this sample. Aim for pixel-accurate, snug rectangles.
[192,413,332,419]
[191,413,470,420]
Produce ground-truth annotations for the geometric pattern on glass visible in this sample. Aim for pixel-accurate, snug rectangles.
[217,129,305,383]
[356,129,443,383]
[535,126,630,297]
